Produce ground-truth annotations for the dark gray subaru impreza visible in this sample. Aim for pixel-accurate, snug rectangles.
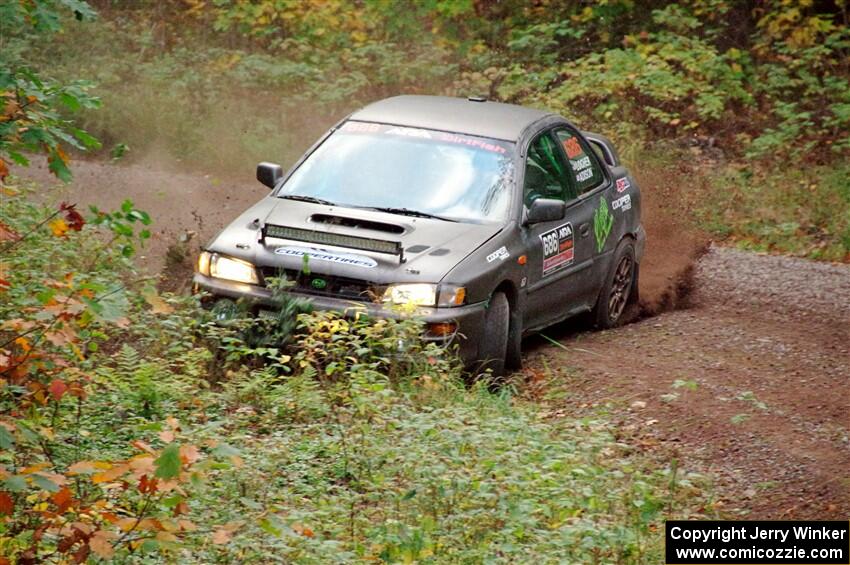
[194,95,645,375]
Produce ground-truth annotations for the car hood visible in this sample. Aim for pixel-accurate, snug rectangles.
[207,197,504,284]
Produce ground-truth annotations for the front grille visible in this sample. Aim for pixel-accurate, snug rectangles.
[259,266,381,301]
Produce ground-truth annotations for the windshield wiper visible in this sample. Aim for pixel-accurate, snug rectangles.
[365,207,458,222]
[278,194,337,206]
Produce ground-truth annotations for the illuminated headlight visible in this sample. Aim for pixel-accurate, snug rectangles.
[384,283,436,307]
[383,284,466,307]
[198,251,259,285]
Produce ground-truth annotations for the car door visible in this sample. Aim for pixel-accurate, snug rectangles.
[521,128,599,331]
[552,126,615,293]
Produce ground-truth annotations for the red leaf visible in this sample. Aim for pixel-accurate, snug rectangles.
[138,474,158,494]
[0,278,9,292]
[60,202,85,231]
[49,379,68,401]
[52,487,73,513]
[72,542,90,563]
[0,491,13,515]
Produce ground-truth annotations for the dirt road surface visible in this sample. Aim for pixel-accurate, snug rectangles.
[525,247,850,518]
[15,159,850,518]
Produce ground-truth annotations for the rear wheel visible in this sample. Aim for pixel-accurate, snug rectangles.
[476,292,510,379]
[592,240,636,329]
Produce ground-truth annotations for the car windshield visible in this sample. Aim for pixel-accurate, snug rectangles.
[277,121,515,223]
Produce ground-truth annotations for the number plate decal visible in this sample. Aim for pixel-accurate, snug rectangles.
[539,222,575,277]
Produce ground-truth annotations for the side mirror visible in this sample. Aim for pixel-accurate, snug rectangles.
[526,198,566,224]
[257,162,283,189]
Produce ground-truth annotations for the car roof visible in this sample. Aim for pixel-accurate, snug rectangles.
[348,95,555,142]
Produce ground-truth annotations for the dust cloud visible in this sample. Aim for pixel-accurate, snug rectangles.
[633,163,709,316]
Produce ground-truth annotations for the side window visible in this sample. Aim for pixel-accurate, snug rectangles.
[554,129,605,195]
[523,131,577,207]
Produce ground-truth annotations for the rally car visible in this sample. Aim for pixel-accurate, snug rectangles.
[194,95,645,376]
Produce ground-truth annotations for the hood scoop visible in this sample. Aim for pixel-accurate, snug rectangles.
[310,213,404,234]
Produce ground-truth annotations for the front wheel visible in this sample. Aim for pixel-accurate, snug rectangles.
[591,240,636,329]
[475,292,510,379]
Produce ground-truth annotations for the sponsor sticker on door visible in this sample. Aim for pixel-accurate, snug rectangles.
[540,223,574,276]
[612,194,632,212]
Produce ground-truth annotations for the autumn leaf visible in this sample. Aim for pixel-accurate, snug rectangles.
[0,278,10,292]
[128,439,152,452]
[49,218,69,237]
[211,527,233,545]
[179,444,200,465]
[129,455,156,477]
[142,289,174,314]
[156,531,178,542]
[68,461,112,475]
[49,379,68,401]
[0,158,8,182]
[0,491,13,515]
[52,486,73,512]
[20,462,51,474]
[92,463,130,484]
[44,327,76,347]
[137,474,157,494]
[67,461,98,475]
[60,202,85,231]
[293,523,315,538]
[178,519,197,531]
[89,529,116,559]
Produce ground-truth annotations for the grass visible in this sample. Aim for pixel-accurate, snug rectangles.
[695,161,850,262]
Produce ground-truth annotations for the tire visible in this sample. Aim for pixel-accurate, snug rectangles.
[475,292,510,379]
[505,305,523,371]
[591,239,636,329]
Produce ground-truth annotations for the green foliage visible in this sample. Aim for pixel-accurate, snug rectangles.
[0,69,101,181]
[0,182,224,561]
[0,0,100,181]
[154,443,182,479]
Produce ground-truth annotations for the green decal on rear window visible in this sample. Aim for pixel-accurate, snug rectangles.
[594,198,614,253]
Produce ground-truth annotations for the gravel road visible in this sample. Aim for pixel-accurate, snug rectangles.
[526,245,850,518]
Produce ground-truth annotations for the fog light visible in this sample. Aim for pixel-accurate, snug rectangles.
[427,322,457,337]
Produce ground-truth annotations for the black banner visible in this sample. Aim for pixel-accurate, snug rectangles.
[666,521,849,564]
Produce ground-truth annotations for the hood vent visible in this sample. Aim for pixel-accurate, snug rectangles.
[310,214,404,234]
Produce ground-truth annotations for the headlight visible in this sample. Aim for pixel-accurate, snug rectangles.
[384,283,436,306]
[383,284,466,307]
[199,252,259,285]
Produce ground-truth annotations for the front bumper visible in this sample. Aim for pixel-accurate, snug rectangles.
[193,273,488,363]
